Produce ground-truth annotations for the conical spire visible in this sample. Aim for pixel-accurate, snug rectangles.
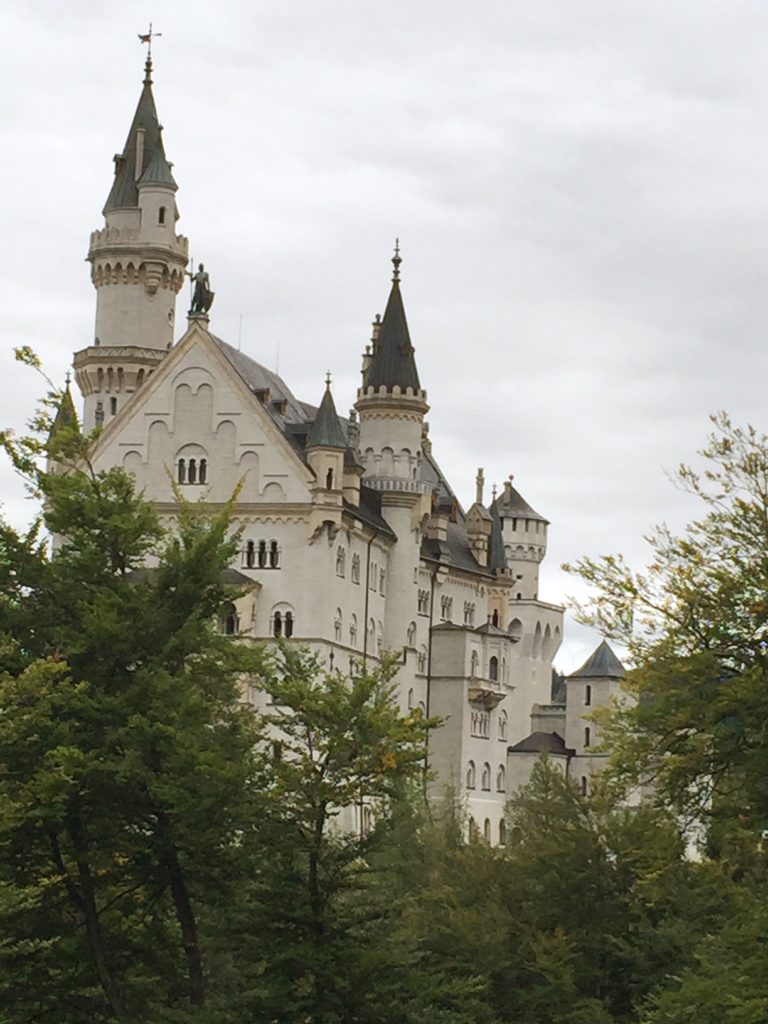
[488,498,506,573]
[103,57,169,213]
[307,375,347,449]
[47,376,79,447]
[139,146,177,189]
[365,242,421,391]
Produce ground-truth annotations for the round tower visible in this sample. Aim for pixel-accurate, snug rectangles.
[355,245,432,652]
[73,54,189,430]
[496,476,548,601]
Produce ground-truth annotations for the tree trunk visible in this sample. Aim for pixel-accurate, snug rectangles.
[156,810,205,1007]
[53,822,127,1020]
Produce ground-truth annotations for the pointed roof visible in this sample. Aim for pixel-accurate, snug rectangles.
[508,731,574,756]
[139,146,177,190]
[495,481,548,523]
[307,379,347,449]
[47,379,79,446]
[104,57,170,213]
[366,244,421,391]
[488,501,506,573]
[568,640,626,680]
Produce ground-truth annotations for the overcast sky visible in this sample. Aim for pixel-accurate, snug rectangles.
[3,1,768,672]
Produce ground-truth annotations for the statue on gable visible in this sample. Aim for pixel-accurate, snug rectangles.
[187,262,215,314]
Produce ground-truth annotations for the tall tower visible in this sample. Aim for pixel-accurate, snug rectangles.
[355,245,431,651]
[73,51,189,430]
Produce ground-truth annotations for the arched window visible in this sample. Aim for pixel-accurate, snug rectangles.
[351,553,361,584]
[326,468,334,489]
[499,819,507,845]
[496,765,506,792]
[349,614,358,647]
[481,763,491,791]
[334,608,342,642]
[468,816,479,842]
[489,656,499,682]
[408,687,414,710]
[484,818,491,843]
[136,368,145,388]
[284,611,294,638]
[466,761,476,789]
[336,547,346,577]
[269,540,279,568]
[199,458,207,484]
[379,568,386,594]
[418,648,427,673]
[508,618,523,641]
[188,458,197,484]
[110,396,117,416]
[376,621,383,655]
[584,726,591,748]
[244,540,255,568]
[418,589,429,614]
[273,611,283,637]
[581,776,589,796]
[177,458,186,484]
[218,602,238,635]
[585,684,592,706]
[258,540,267,568]
[491,609,499,627]
[367,618,375,650]
[470,650,479,676]
[498,710,508,742]
[158,205,166,225]
[406,621,416,647]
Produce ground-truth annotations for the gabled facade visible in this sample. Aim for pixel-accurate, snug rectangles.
[64,57,589,841]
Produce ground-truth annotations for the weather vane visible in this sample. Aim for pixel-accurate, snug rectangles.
[138,22,162,59]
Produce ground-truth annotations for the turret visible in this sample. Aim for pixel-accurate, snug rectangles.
[495,475,548,601]
[73,53,189,430]
[565,640,626,756]
[306,376,347,535]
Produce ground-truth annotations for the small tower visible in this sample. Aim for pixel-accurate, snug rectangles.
[306,376,347,535]
[73,51,189,430]
[495,476,549,601]
[355,244,432,651]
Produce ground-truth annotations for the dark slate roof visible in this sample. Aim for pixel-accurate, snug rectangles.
[366,277,421,391]
[212,335,311,424]
[139,146,177,190]
[344,488,397,539]
[307,384,347,449]
[568,640,626,680]
[494,484,548,524]
[104,61,169,213]
[48,384,79,443]
[487,501,506,573]
[508,731,574,756]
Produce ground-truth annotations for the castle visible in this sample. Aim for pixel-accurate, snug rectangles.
[60,53,624,842]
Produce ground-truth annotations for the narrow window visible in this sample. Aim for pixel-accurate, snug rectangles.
[584,726,591,749]
[492,609,499,627]
[258,541,267,568]
[351,554,360,584]
[581,776,589,796]
[336,547,346,577]
[489,656,498,682]
[136,368,145,388]
[273,611,283,637]
[499,820,507,845]
[285,611,294,638]
[484,819,491,843]
[158,205,166,224]
[110,396,117,416]
[379,568,385,594]
[585,684,592,706]
[177,458,186,484]
[199,458,207,484]
[496,765,506,792]
[466,761,476,790]
[269,540,280,568]
[326,467,334,489]
[188,459,197,484]
[245,540,255,569]
[481,763,491,791]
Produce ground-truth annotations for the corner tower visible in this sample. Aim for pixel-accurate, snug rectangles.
[73,52,189,430]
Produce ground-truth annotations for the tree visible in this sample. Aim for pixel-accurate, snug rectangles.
[565,413,768,837]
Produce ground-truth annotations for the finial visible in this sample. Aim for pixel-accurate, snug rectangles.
[475,467,485,506]
[492,483,498,501]
[138,22,162,84]
[64,371,71,389]
[392,238,402,282]
[325,370,332,389]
